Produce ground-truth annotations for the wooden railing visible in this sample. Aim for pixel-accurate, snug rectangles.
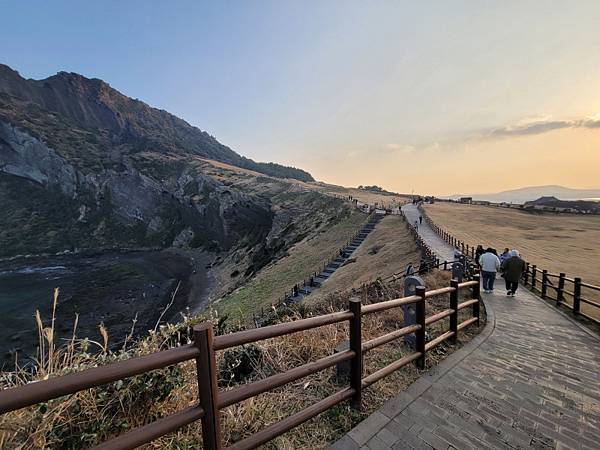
[521,266,600,322]
[0,276,481,449]
[419,207,600,324]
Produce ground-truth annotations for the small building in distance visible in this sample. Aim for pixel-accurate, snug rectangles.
[459,197,472,204]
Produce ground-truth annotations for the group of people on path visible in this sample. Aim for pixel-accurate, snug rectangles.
[476,245,525,296]
[413,215,423,230]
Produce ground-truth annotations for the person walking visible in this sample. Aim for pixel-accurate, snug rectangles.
[475,245,485,264]
[419,215,423,225]
[479,247,500,293]
[501,250,526,296]
[414,220,419,230]
[499,248,510,264]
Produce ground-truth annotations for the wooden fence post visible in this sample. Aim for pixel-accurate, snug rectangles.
[573,277,582,315]
[531,265,537,290]
[472,274,480,326]
[557,273,565,306]
[415,286,426,369]
[541,270,548,299]
[349,298,362,410]
[193,324,222,450]
[450,279,459,344]
[523,262,530,285]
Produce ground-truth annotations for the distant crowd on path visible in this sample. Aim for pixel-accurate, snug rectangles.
[413,215,423,231]
[476,245,526,296]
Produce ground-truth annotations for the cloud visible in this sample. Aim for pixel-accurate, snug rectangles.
[484,115,600,138]
[384,143,416,154]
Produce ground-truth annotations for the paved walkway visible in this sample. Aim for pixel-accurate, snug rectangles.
[330,213,600,450]
[401,204,455,263]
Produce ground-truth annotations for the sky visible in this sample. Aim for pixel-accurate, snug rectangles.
[2,1,600,195]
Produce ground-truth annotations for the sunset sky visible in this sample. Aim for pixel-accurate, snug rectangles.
[2,1,600,195]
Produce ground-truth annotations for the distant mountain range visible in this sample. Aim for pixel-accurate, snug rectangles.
[446,185,600,204]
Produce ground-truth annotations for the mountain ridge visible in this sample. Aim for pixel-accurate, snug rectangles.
[0,63,313,182]
[0,63,331,260]
[445,185,600,203]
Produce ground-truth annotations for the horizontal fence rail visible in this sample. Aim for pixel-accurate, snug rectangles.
[0,275,481,450]
[418,206,600,324]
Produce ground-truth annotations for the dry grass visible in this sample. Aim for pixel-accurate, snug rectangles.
[0,270,483,449]
[307,215,420,303]
[194,158,411,208]
[214,210,367,320]
[313,183,409,208]
[424,202,600,319]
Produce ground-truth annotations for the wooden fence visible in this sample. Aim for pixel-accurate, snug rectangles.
[419,207,600,324]
[0,275,481,449]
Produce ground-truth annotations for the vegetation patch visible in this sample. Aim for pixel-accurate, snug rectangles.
[0,271,485,449]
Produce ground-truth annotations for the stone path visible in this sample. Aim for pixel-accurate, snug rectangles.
[401,204,455,263]
[330,209,600,450]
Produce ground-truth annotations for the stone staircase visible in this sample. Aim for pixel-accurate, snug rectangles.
[285,213,385,303]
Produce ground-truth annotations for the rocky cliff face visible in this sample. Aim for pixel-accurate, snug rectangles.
[0,115,276,257]
[0,65,302,259]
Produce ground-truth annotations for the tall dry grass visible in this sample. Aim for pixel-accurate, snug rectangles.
[0,270,483,449]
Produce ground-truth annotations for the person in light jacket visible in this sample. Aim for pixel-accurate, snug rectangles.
[501,250,526,296]
[479,247,501,293]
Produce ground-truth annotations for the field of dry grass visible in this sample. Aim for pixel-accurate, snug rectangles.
[308,215,420,303]
[424,202,600,319]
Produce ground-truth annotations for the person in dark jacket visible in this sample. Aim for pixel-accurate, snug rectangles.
[501,250,526,296]
[499,248,510,264]
[475,245,485,265]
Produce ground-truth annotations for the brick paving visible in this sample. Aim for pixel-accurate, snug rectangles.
[329,210,600,450]
[401,204,455,263]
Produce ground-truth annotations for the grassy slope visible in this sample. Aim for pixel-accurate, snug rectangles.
[214,208,367,319]
[424,202,600,319]
[307,215,420,303]
[196,158,411,207]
